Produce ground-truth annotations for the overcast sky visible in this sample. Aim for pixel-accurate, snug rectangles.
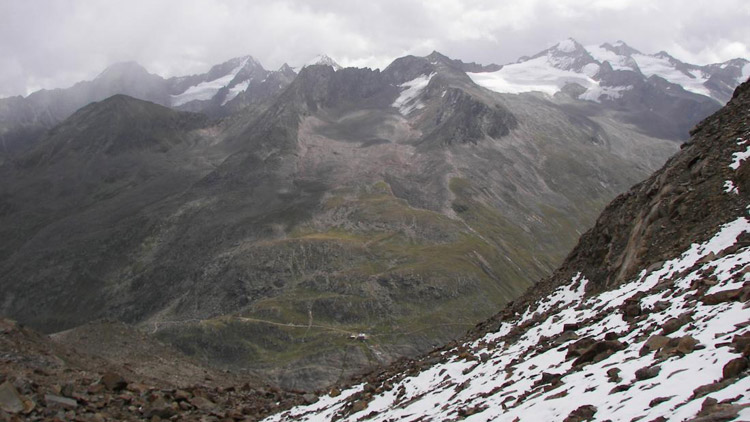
[1,0,749,98]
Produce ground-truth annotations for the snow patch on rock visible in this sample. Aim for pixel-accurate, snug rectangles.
[171,57,250,107]
[730,144,750,170]
[724,180,739,194]
[221,80,252,106]
[555,39,578,53]
[393,73,435,115]
[469,58,629,103]
[586,45,637,71]
[632,54,712,97]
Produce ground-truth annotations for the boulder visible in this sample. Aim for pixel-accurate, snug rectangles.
[643,335,671,353]
[100,372,127,391]
[572,340,626,366]
[661,313,692,335]
[635,365,661,381]
[606,368,621,383]
[188,395,215,411]
[44,394,78,410]
[0,381,24,413]
[676,336,698,354]
[563,404,597,422]
[722,357,748,379]
[701,288,744,305]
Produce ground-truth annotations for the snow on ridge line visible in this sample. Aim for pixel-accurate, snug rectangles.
[586,44,636,72]
[392,73,435,115]
[266,216,750,422]
[171,57,251,107]
[742,63,750,83]
[222,79,252,106]
[631,53,712,98]
[730,143,750,170]
[555,39,578,53]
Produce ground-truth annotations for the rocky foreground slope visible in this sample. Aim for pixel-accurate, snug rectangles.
[265,80,750,421]
[0,317,313,421]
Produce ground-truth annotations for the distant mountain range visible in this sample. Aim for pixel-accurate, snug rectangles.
[470,39,748,139]
[473,39,749,103]
[2,39,746,161]
[0,40,747,390]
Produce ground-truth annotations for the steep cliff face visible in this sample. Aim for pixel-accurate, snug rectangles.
[539,77,750,298]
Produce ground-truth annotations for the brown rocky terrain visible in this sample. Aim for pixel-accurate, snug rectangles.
[0,318,310,421]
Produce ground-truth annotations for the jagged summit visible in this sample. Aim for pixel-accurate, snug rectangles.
[168,55,272,109]
[278,63,296,76]
[602,40,642,56]
[426,50,451,63]
[424,50,501,73]
[552,37,585,54]
[304,54,342,70]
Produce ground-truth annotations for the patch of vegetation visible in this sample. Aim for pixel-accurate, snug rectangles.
[158,179,543,376]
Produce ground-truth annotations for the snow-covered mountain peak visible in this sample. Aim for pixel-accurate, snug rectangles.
[530,38,598,75]
[278,63,296,75]
[304,54,343,71]
[554,38,583,54]
[170,55,267,108]
[653,50,673,60]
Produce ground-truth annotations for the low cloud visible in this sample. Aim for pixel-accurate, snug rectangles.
[1,0,748,98]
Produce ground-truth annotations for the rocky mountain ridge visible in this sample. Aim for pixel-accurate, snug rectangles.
[2,39,746,162]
